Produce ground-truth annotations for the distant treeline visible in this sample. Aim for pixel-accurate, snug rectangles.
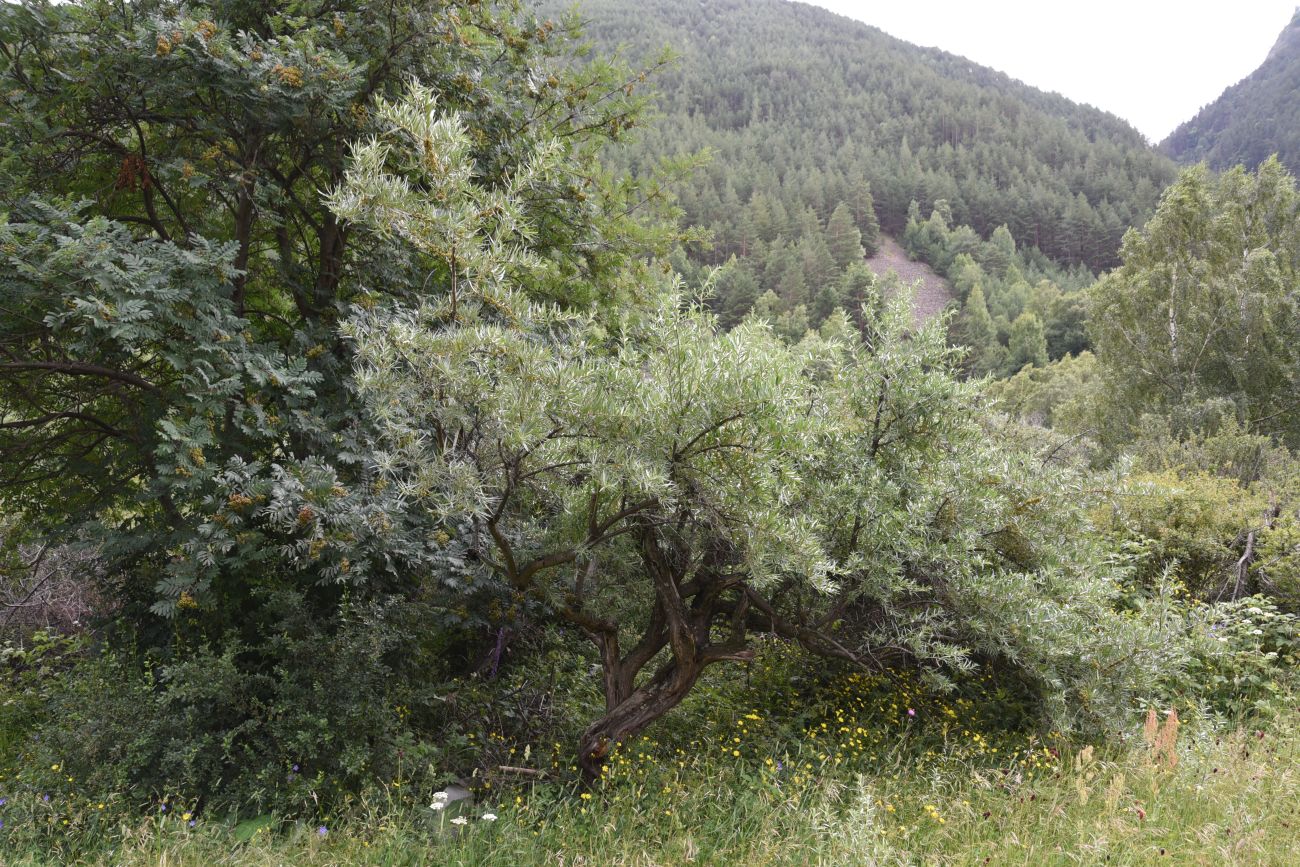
[574,0,1178,276]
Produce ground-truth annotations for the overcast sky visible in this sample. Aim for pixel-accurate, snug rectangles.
[801,1,1297,142]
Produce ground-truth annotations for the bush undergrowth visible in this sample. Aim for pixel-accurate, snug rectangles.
[2,692,1298,864]
[4,631,1297,863]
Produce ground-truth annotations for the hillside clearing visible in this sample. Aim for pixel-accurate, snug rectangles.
[866,235,955,324]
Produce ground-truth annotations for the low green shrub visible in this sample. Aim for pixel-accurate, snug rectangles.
[0,628,84,763]
[1178,596,1300,718]
[4,591,457,824]
[1096,470,1268,598]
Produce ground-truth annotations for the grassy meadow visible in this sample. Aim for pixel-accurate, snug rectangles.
[3,652,1296,865]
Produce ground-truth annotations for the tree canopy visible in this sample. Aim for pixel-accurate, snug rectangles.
[548,0,1176,345]
[1088,158,1300,448]
[0,0,677,799]
[0,0,669,620]
[332,88,1171,774]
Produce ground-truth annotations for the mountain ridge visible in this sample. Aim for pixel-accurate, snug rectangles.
[567,0,1177,273]
[1161,9,1300,175]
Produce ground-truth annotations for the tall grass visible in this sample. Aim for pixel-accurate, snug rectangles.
[5,705,1297,866]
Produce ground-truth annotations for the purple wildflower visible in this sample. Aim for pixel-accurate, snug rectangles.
[317,825,328,837]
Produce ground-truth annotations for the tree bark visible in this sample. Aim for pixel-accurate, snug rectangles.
[577,660,699,780]
[573,522,758,781]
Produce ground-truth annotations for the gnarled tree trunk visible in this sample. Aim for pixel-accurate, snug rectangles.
[577,659,701,779]
[570,521,756,780]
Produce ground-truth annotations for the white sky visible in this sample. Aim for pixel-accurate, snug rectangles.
[801,1,1298,142]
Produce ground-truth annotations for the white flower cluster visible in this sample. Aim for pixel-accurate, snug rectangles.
[429,791,498,824]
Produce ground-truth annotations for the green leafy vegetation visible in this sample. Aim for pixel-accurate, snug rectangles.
[1088,158,1300,450]
[1,0,1298,862]
[2,645,1298,863]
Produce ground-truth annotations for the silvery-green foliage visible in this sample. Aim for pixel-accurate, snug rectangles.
[327,81,563,320]
[337,86,1176,740]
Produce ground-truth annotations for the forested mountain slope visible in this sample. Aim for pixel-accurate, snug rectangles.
[568,0,1177,275]
[1162,9,1300,176]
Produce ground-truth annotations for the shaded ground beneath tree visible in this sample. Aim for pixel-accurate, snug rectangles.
[866,235,954,325]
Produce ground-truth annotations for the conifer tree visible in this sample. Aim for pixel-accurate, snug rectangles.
[799,232,839,303]
[775,303,811,342]
[851,177,882,257]
[811,282,845,326]
[1006,312,1049,373]
[961,284,1005,376]
[716,258,762,329]
[826,201,866,269]
[982,225,1018,277]
[841,262,882,334]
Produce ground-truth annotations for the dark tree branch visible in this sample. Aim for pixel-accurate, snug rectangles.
[0,361,159,393]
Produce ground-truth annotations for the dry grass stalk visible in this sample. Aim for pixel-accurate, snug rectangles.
[1142,707,1159,747]
[1154,708,1180,769]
